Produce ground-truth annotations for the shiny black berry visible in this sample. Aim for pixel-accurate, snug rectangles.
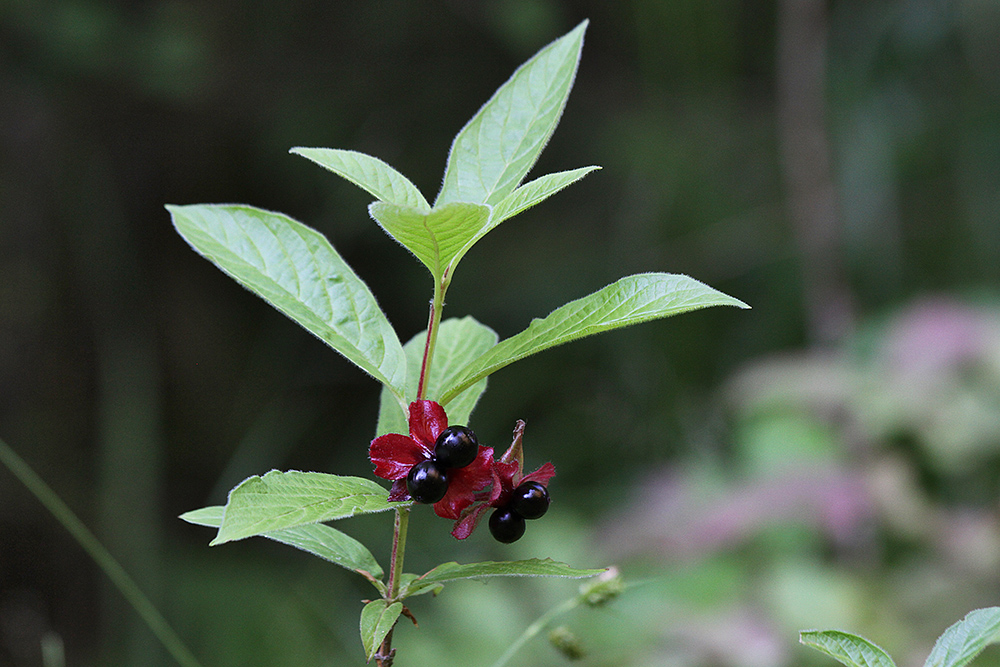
[489,506,526,543]
[406,460,449,504]
[511,480,550,520]
[433,425,479,469]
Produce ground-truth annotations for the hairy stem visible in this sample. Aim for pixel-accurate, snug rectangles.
[416,278,446,399]
[375,507,410,667]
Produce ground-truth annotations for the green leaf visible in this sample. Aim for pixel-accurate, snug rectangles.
[210,470,405,546]
[400,558,605,598]
[436,20,588,208]
[924,608,1000,667]
[489,166,601,227]
[167,204,407,399]
[360,600,403,662]
[800,630,897,667]
[290,147,430,211]
[376,316,498,436]
[368,201,490,284]
[440,273,750,405]
[180,505,383,579]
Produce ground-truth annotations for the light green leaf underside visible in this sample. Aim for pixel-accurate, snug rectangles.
[401,558,605,598]
[360,600,403,662]
[440,273,750,404]
[210,470,405,546]
[489,166,600,226]
[290,147,430,211]
[376,316,498,436]
[925,608,1000,667]
[435,20,588,208]
[368,201,490,282]
[180,505,383,578]
[167,204,407,398]
[800,631,897,667]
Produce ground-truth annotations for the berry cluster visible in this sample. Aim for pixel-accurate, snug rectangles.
[370,400,555,543]
[488,480,550,543]
[405,426,479,504]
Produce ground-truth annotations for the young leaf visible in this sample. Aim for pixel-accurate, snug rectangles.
[489,166,601,227]
[436,20,588,208]
[360,600,403,662]
[375,316,498,436]
[439,273,750,405]
[181,505,383,579]
[400,558,605,598]
[800,630,897,667]
[210,470,405,546]
[167,204,408,399]
[368,201,490,284]
[924,607,1000,667]
[290,147,430,211]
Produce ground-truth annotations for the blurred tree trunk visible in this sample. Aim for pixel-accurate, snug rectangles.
[777,0,854,344]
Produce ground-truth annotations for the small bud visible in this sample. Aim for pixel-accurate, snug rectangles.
[579,566,624,607]
[548,626,585,661]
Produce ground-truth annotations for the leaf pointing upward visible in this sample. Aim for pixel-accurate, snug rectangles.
[435,20,588,207]
[440,273,749,405]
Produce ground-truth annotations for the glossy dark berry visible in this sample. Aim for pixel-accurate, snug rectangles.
[489,506,526,543]
[511,480,550,519]
[433,425,479,469]
[406,460,449,504]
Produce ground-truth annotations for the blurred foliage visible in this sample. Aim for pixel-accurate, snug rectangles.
[1,1,999,666]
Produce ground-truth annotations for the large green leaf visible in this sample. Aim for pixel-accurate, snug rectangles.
[210,470,405,546]
[435,20,588,208]
[800,631,897,667]
[168,204,407,399]
[290,147,430,211]
[400,558,605,598]
[180,505,383,579]
[360,600,403,662]
[368,201,490,284]
[489,166,600,227]
[440,273,750,405]
[925,608,1000,667]
[375,316,498,436]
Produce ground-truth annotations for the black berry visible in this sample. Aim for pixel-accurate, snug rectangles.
[511,481,550,520]
[406,460,449,504]
[489,506,526,543]
[433,425,479,469]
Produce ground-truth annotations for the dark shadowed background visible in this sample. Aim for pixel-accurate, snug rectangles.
[3,1,1000,666]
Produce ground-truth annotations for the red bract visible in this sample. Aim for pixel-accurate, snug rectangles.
[369,400,493,520]
[452,421,555,539]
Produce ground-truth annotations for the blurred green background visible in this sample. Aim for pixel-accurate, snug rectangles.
[2,1,1000,666]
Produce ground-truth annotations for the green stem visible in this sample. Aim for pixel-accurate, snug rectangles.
[490,596,581,667]
[0,438,204,667]
[416,278,447,400]
[387,507,410,599]
[375,507,410,667]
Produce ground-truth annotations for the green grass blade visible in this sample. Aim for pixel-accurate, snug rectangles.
[290,147,430,211]
[0,438,204,667]
[168,203,407,398]
[800,630,897,667]
[435,20,588,207]
[440,273,749,404]
[924,608,1000,667]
